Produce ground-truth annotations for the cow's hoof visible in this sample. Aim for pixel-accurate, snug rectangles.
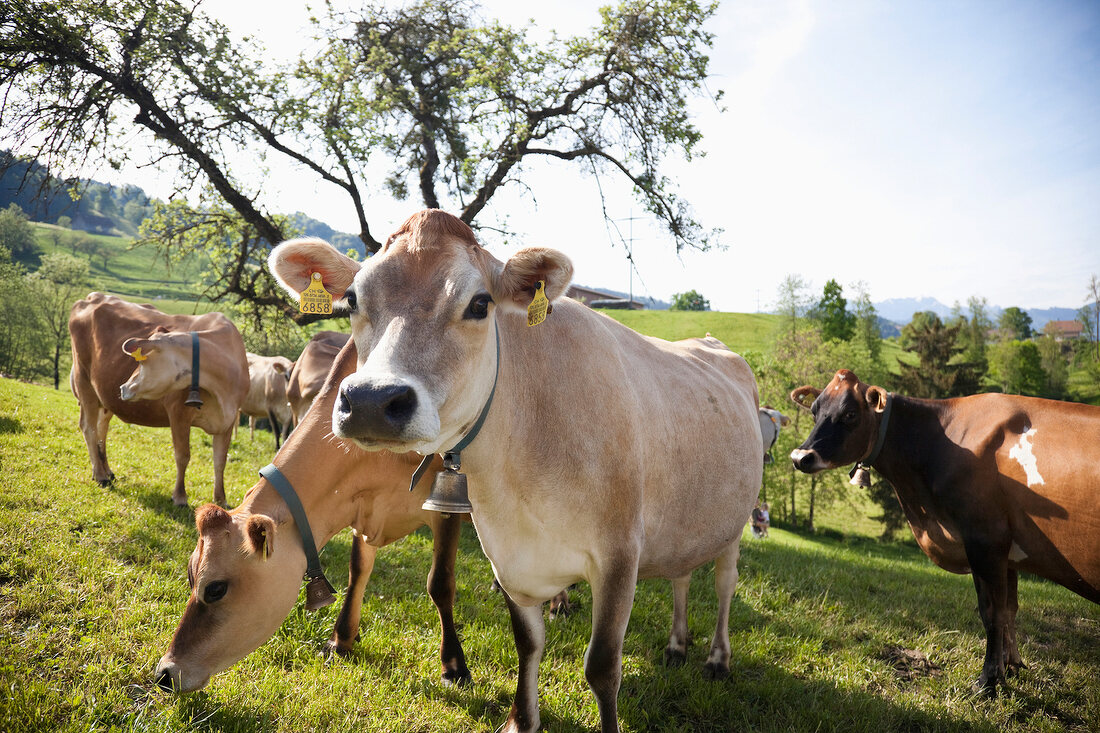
[323,640,355,659]
[97,474,115,487]
[970,677,1000,697]
[441,667,472,687]
[702,661,730,680]
[1004,660,1027,678]
[664,648,686,668]
[172,497,189,508]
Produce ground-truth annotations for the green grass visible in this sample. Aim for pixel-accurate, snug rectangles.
[597,309,781,355]
[2,377,1097,732]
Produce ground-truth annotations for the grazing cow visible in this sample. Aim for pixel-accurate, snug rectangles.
[790,370,1100,694]
[758,406,791,464]
[287,330,349,424]
[241,353,294,448]
[68,293,249,506]
[267,209,763,733]
[154,339,471,693]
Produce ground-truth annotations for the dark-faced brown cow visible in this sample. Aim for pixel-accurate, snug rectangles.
[241,353,294,448]
[154,339,471,693]
[268,210,763,733]
[790,369,1100,694]
[68,293,249,506]
[287,330,349,425]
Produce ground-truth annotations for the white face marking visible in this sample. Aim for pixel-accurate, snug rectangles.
[1008,428,1045,487]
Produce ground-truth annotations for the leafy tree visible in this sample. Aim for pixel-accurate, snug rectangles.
[0,245,48,379]
[27,253,89,388]
[1085,274,1100,360]
[897,311,980,398]
[774,274,813,337]
[1035,335,1068,398]
[988,340,1045,396]
[56,215,71,229]
[811,278,855,342]
[670,289,709,311]
[0,203,36,257]
[1,0,723,321]
[951,295,992,371]
[850,280,882,365]
[998,306,1032,341]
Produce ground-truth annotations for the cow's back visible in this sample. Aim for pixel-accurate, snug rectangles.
[944,393,1100,599]
[68,293,239,427]
[288,331,349,420]
[479,300,763,582]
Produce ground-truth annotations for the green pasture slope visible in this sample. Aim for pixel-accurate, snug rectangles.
[1,377,1097,732]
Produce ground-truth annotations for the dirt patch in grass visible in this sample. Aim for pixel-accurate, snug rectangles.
[880,646,942,681]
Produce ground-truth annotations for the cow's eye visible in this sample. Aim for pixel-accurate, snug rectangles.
[203,580,228,604]
[465,293,492,320]
[187,564,194,589]
[842,411,857,424]
[343,289,358,312]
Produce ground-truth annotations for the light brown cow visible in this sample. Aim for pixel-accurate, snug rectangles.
[68,293,249,506]
[790,370,1100,693]
[153,340,471,693]
[287,330,349,425]
[268,210,763,733]
[241,353,294,448]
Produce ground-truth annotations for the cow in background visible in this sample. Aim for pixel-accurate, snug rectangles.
[790,369,1100,694]
[287,331,349,424]
[267,210,763,733]
[154,339,472,693]
[758,406,790,464]
[68,293,249,506]
[241,353,294,448]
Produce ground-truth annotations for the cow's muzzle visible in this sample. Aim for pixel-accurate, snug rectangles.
[790,448,827,473]
[153,658,207,694]
[334,378,419,440]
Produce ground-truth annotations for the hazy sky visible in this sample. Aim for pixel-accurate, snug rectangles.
[99,0,1100,313]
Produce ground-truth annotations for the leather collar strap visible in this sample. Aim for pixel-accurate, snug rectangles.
[409,321,500,492]
[184,331,203,408]
[258,463,336,610]
[863,393,894,467]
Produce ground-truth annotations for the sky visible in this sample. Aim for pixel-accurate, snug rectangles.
[80,0,1100,313]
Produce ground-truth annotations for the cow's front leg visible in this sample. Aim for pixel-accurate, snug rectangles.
[664,574,691,667]
[1002,569,1026,676]
[500,591,545,733]
[427,512,471,686]
[326,530,376,657]
[586,559,639,733]
[967,544,1010,695]
[168,418,192,507]
[210,428,232,506]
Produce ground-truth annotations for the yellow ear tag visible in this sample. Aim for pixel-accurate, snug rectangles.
[299,272,333,315]
[527,280,549,327]
[132,347,147,362]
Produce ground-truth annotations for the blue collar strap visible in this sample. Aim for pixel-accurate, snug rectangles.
[409,321,500,492]
[259,463,336,610]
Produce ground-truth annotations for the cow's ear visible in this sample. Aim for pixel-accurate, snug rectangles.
[268,238,360,303]
[195,504,231,534]
[121,337,157,359]
[494,247,573,312]
[244,515,276,560]
[865,386,889,413]
[790,386,820,410]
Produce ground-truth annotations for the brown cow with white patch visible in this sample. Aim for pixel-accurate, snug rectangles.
[287,330,349,425]
[790,369,1100,694]
[68,293,249,506]
[153,339,470,693]
[267,210,763,733]
[241,353,294,448]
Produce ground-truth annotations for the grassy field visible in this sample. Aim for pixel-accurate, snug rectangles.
[2,377,1098,732]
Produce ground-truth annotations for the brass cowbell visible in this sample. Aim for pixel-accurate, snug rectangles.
[422,455,473,516]
[849,463,873,488]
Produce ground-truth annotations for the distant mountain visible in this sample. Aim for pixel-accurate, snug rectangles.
[872,296,1083,332]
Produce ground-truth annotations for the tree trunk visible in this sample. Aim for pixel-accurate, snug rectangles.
[808,474,816,531]
[52,341,61,390]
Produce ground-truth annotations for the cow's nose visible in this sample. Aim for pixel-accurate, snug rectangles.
[335,380,419,439]
[790,448,816,473]
[154,664,178,693]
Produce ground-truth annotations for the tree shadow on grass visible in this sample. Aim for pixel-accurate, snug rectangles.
[0,415,24,434]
